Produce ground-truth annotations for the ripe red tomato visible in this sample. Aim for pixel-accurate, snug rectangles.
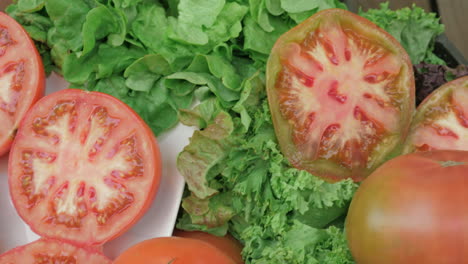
[8,89,161,246]
[346,150,468,264]
[403,76,468,153]
[174,229,244,264]
[266,9,414,181]
[0,238,112,263]
[114,237,236,264]
[0,12,45,156]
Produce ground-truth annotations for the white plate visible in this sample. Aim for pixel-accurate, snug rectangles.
[0,73,193,259]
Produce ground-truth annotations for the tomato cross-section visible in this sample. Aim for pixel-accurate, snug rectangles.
[8,89,161,246]
[267,9,414,181]
[0,12,45,156]
[0,238,112,264]
[403,76,468,153]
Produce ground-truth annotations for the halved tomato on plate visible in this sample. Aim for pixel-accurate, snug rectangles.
[0,12,45,156]
[8,89,161,246]
[403,76,468,153]
[266,9,414,181]
[0,238,111,263]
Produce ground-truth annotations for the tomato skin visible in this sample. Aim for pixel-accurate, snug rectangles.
[174,229,244,264]
[266,9,414,182]
[0,12,45,156]
[114,237,236,264]
[8,89,161,246]
[0,238,112,264]
[346,151,468,264]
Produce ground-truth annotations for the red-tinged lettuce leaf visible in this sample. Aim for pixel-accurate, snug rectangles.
[415,63,468,105]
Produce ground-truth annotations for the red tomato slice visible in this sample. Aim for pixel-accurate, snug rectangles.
[266,9,414,181]
[8,89,161,246]
[114,237,236,264]
[403,76,468,153]
[0,238,112,264]
[0,12,45,156]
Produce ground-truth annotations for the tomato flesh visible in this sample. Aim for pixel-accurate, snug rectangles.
[9,89,161,246]
[346,150,468,264]
[267,9,414,181]
[403,76,468,153]
[0,12,45,156]
[0,238,112,264]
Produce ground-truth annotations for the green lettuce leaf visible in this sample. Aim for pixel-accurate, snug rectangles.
[177,85,358,263]
[360,2,445,64]
[124,54,171,92]
[17,0,45,13]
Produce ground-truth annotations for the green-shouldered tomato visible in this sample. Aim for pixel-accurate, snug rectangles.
[266,9,414,181]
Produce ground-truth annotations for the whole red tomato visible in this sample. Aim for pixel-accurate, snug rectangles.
[114,237,236,264]
[174,229,244,264]
[346,150,468,264]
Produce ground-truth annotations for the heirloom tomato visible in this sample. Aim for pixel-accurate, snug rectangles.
[403,76,468,153]
[346,150,468,264]
[266,9,414,181]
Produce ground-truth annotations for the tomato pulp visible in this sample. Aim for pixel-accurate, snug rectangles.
[266,9,414,181]
[0,12,45,156]
[8,89,161,246]
[346,150,468,264]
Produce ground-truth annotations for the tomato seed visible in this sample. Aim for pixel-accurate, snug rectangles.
[0,27,13,57]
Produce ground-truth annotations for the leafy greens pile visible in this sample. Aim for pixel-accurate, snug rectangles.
[359,2,445,65]
[6,0,447,263]
[6,0,346,135]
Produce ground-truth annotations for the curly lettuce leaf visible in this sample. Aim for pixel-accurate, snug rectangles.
[177,84,358,263]
[360,2,445,65]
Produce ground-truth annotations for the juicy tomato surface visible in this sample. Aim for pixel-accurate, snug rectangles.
[0,12,45,156]
[0,238,112,264]
[403,76,468,153]
[346,150,468,264]
[8,89,161,246]
[266,9,414,181]
[114,237,236,264]
[174,229,244,264]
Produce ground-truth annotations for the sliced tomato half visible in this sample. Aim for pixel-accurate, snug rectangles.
[0,238,112,264]
[403,76,468,153]
[0,12,45,156]
[8,89,161,246]
[266,9,414,181]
